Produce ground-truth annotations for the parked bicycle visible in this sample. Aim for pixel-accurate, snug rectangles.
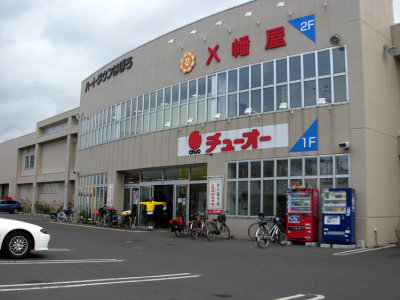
[169,217,189,237]
[190,211,209,239]
[50,209,76,223]
[255,215,287,249]
[248,213,270,241]
[206,211,230,241]
[119,210,134,229]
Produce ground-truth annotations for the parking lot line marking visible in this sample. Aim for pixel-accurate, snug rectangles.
[333,244,396,256]
[273,294,305,300]
[273,295,325,300]
[0,258,124,265]
[0,273,201,292]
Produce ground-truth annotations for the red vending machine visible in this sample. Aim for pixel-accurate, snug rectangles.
[286,187,319,242]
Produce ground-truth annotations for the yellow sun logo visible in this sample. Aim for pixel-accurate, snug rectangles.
[180,51,196,74]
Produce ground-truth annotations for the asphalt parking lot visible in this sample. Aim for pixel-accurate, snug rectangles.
[0,213,399,300]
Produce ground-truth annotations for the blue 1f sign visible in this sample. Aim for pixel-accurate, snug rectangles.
[290,119,318,152]
[288,14,316,42]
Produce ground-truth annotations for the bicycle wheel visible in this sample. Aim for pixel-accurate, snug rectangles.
[247,222,259,241]
[206,222,217,241]
[191,223,199,239]
[220,224,230,240]
[50,215,57,222]
[277,227,287,245]
[256,227,270,249]
[175,224,187,237]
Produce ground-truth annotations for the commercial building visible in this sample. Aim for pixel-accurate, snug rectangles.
[1,0,399,246]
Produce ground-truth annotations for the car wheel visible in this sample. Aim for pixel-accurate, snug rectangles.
[12,208,19,214]
[2,231,32,259]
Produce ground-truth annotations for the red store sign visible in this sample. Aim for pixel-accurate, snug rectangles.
[177,124,288,157]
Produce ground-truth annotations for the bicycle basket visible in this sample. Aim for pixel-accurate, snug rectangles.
[217,214,226,223]
[201,213,208,221]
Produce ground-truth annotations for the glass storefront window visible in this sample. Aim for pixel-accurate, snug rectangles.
[263,160,274,177]
[251,64,261,88]
[320,156,333,175]
[238,181,248,216]
[336,155,349,175]
[227,162,237,179]
[277,159,288,177]
[250,181,261,215]
[164,168,189,181]
[227,181,236,215]
[290,158,302,176]
[141,170,162,182]
[238,162,248,178]
[125,172,140,184]
[263,180,274,216]
[251,161,261,178]
[305,157,317,176]
[190,165,207,181]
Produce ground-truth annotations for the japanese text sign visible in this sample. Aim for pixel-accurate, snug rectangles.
[177,123,288,156]
[208,178,223,214]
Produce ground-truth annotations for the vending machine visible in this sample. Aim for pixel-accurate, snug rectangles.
[322,188,355,244]
[286,187,319,242]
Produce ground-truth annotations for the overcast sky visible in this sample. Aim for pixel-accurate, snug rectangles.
[0,0,398,143]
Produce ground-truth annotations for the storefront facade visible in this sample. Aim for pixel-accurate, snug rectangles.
[1,0,399,246]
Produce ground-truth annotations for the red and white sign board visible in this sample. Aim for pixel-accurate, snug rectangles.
[177,123,288,157]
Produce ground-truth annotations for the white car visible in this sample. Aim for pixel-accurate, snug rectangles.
[0,217,50,259]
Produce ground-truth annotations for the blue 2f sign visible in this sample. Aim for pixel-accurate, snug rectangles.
[288,14,316,42]
[290,119,318,152]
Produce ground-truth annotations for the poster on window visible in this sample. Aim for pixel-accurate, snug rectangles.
[107,183,114,207]
[208,177,223,213]
[132,190,139,205]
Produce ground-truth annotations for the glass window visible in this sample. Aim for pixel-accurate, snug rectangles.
[144,94,150,112]
[180,82,188,103]
[333,47,346,74]
[180,104,187,125]
[163,108,170,128]
[251,64,261,88]
[198,77,206,99]
[239,91,249,115]
[217,96,226,117]
[228,94,237,117]
[263,87,274,112]
[190,165,207,181]
[150,92,156,111]
[251,161,261,178]
[289,56,301,81]
[305,178,317,188]
[156,110,163,130]
[188,102,196,122]
[131,117,136,135]
[263,180,274,215]
[197,100,206,123]
[319,78,332,103]
[318,50,330,76]
[121,102,126,120]
[141,170,162,182]
[276,59,287,83]
[207,74,217,97]
[276,180,288,216]
[277,159,288,177]
[238,181,248,216]
[137,96,143,115]
[126,99,131,118]
[239,162,248,178]
[251,89,261,113]
[228,69,238,92]
[290,158,302,176]
[320,157,333,175]
[304,80,316,107]
[263,61,274,86]
[136,115,142,134]
[217,72,226,95]
[250,181,261,216]
[189,79,197,102]
[336,177,349,188]
[143,114,149,133]
[172,84,179,105]
[276,85,288,109]
[171,106,179,127]
[320,178,333,192]
[207,98,216,121]
[157,89,163,108]
[239,66,249,90]
[305,157,317,176]
[164,168,189,180]
[263,160,274,177]
[334,75,347,103]
[227,181,236,215]
[336,155,349,175]
[164,87,171,106]
[227,162,237,179]
[303,53,315,78]
[290,82,302,108]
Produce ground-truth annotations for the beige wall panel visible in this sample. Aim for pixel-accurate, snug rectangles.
[41,138,67,174]
[18,184,32,208]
